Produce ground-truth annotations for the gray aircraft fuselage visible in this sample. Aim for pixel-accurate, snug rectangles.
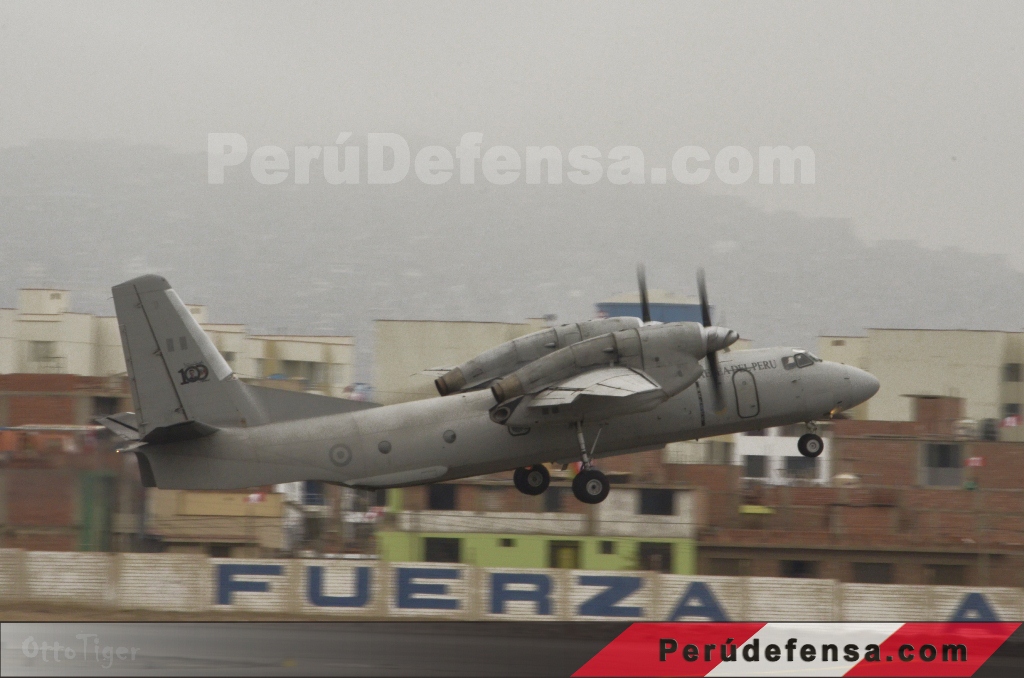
[142,346,878,490]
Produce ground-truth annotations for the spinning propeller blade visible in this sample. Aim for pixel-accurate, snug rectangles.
[698,268,725,411]
[637,264,651,324]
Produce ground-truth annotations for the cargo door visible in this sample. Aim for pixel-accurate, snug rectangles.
[732,369,760,418]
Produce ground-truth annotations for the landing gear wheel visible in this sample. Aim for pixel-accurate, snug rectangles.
[798,433,824,458]
[514,465,550,495]
[572,469,610,504]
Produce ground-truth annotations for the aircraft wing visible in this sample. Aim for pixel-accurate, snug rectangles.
[418,367,455,377]
[529,367,661,407]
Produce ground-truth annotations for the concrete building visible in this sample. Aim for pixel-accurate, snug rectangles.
[376,451,701,574]
[0,287,359,556]
[145,488,286,557]
[596,289,706,324]
[666,428,834,487]
[689,396,1024,587]
[0,290,123,377]
[0,288,357,398]
[819,329,1024,441]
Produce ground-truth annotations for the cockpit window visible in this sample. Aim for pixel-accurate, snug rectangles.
[782,351,818,369]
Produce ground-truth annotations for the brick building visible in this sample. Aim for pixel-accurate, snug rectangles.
[693,396,1024,587]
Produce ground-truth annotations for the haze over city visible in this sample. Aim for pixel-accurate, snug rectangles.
[1,1,1022,375]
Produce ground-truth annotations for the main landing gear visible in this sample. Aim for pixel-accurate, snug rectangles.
[513,465,550,495]
[571,421,610,504]
[572,468,610,504]
[512,422,611,504]
[798,422,824,458]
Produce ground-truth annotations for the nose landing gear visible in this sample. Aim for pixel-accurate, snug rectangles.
[798,429,824,458]
[513,465,550,495]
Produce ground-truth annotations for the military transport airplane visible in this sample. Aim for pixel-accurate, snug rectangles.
[98,270,879,504]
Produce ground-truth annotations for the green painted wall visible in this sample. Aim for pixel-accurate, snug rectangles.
[79,471,116,552]
[376,531,697,574]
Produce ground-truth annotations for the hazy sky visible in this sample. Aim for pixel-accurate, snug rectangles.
[1,1,1022,267]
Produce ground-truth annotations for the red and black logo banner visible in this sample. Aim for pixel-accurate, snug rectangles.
[573,622,1021,677]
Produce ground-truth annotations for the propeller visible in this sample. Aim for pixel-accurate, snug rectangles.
[698,268,726,411]
[636,264,651,324]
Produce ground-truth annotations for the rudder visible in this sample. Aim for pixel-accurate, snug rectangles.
[113,275,255,439]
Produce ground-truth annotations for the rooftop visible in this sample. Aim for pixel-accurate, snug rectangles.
[599,290,699,305]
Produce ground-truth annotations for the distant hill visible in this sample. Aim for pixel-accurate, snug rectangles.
[1,141,1021,378]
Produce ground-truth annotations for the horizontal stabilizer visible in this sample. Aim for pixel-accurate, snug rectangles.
[95,412,140,440]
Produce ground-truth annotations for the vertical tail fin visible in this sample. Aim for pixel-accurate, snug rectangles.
[112,275,256,440]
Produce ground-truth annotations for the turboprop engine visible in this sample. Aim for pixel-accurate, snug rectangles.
[434,316,643,395]
[490,321,739,405]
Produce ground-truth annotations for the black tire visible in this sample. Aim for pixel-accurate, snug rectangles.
[572,469,610,504]
[515,465,549,495]
[513,467,528,493]
[798,433,824,458]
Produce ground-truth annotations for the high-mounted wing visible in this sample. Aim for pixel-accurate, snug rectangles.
[529,367,660,407]
[419,367,456,378]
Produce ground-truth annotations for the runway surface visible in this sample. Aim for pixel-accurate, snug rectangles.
[1,622,629,677]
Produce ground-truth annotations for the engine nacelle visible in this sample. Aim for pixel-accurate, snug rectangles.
[434,316,642,395]
[490,321,738,404]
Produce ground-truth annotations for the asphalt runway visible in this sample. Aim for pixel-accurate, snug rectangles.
[1,622,630,677]
[6,621,1024,677]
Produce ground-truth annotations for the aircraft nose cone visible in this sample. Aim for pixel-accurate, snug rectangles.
[847,366,880,406]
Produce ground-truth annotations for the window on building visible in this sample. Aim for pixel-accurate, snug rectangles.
[925,564,965,586]
[639,542,673,573]
[922,443,963,487]
[1004,363,1023,383]
[303,480,325,506]
[544,487,563,513]
[830,339,846,347]
[981,419,1000,442]
[30,341,57,361]
[744,455,767,478]
[209,543,232,558]
[709,558,751,576]
[499,538,515,548]
[599,540,616,555]
[785,456,819,480]
[424,537,461,563]
[639,489,674,516]
[853,562,894,584]
[781,560,819,578]
[549,541,580,569]
[1003,403,1021,418]
[92,396,120,417]
[370,489,388,507]
[427,484,457,510]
